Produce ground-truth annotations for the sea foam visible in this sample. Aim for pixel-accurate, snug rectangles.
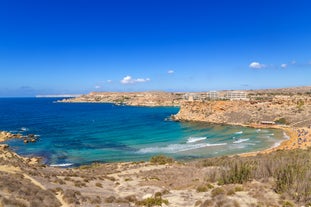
[138,142,227,154]
[233,138,249,144]
[50,163,73,167]
[187,137,207,143]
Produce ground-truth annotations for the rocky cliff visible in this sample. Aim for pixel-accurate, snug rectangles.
[172,95,311,127]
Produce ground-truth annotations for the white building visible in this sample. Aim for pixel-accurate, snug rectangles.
[208,91,219,99]
[226,91,247,100]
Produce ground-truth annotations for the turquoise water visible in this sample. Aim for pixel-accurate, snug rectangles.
[0,98,285,167]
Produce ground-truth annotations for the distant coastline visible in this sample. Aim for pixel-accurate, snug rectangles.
[36,94,82,98]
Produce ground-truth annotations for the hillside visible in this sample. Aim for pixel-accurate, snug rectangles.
[173,95,311,127]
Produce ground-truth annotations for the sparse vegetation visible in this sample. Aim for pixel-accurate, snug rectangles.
[150,155,174,165]
[196,183,214,192]
[4,127,311,206]
[198,148,311,205]
[275,117,287,125]
[211,187,226,198]
[136,196,169,207]
[95,182,102,188]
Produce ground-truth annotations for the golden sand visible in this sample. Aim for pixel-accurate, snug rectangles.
[240,125,311,157]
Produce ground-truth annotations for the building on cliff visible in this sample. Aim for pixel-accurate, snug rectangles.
[226,91,248,100]
[183,93,200,101]
[208,91,219,100]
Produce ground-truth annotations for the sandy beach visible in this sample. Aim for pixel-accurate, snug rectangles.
[238,124,311,157]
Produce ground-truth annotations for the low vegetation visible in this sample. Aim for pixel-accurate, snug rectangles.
[150,155,174,165]
[3,143,311,206]
[136,194,169,207]
[198,148,311,204]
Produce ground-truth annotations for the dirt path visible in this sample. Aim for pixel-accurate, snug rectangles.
[0,164,69,207]
[55,192,70,207]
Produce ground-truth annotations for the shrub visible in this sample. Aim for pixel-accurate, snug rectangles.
[275,165,294,193]
[136,197,169,206]
[282,201,294,207]
[234,186,244,192]
[124,195,137,203]
[95,182,102,188]
[105,196,116,203]
[196,184,214,192]
[220,161,253,184]
[275,117,287,125]
[150,155,174,165]
[211,187,226,198]
[196,185,208,193]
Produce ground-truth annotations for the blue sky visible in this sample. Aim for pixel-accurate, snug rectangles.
[1,0,311,96]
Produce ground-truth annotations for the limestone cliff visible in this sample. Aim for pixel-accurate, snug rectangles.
[172,96,311,127]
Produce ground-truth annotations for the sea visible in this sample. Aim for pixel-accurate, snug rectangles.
[0,98,286,167]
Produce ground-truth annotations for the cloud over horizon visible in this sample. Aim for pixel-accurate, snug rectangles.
[167,70,174,74]
[120,76,150,84]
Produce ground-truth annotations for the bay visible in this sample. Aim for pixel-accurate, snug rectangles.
[0,98,285,167]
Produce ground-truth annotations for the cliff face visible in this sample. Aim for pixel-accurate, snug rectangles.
[60,91,184,107]
[173,96,311,127]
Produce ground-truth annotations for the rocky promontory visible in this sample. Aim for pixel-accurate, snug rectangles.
[59,91,185,107]
[173,95,311,127]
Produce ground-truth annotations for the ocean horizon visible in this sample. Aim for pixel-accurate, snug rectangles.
[0,98,286,167]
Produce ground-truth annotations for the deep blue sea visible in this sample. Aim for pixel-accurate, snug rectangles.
[0,98,286,167]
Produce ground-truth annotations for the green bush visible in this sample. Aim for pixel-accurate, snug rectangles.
[196,185,208,193]
[275,117,287,125]
[136,197,169,206]
[150,155,174,165]
[220,162,253,184]
[196,183,214,192]
[211,187,226,198]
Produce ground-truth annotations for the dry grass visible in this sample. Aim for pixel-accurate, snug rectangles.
[0,171,61,207]
[197,147,311,205]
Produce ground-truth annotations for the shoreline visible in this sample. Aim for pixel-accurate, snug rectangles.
[1,123,309,167]
[1,127,310,206]
[238,124,311,157]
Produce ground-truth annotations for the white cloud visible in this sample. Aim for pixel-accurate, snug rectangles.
[107,80,112,83]
[249,62,265,69]
[121,76,133,84]
[291,60,297,65]
[95,85,101,89]
[120,76,150,84]
[281,64,287,68]
[167,70,174,74]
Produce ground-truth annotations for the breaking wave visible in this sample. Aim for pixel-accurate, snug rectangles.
[50,163,73,167]
[233,138,250,144]
[187,137,207,143]
[20,127,29,132]
[137,142,227,154]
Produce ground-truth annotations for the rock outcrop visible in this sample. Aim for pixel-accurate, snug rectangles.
[172,95,311,127]
[0,131,14,142]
